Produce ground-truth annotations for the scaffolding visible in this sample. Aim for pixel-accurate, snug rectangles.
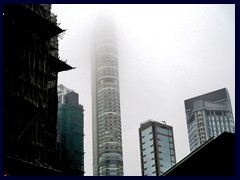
[3,4,73,175]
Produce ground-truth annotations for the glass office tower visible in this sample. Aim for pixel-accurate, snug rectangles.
[91,16,124,176]
[184,88,235,152]
[57,85,84,175]
[139,120,176,176]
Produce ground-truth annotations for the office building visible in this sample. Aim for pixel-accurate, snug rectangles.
[3,4,73,175]
[91,16,124,176]
[57,85,84,175]
[184,88,235,152]
[139,120,176,176]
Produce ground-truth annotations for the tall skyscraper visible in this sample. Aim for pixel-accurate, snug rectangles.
[184,88,235,152]
[139,120,176,176]
[91,16,124,176]
[57,85,84,175]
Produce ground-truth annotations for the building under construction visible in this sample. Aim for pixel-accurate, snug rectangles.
[3,4,73,175]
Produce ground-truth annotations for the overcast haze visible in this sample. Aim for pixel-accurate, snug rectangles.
[52,4,235,176]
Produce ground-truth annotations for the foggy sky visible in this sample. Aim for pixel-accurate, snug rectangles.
[52,4,235,176]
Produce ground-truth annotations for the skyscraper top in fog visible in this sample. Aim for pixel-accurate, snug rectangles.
[184,88,235,152]
[91,15,124,176]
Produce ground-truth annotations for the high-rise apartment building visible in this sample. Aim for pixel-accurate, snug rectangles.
[57,85,84,175]
[184,88,235,152]
[139,120,176,176]
[91,16,124,176]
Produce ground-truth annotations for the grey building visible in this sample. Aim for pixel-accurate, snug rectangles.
[91,16,124,176]
[184,88,235,152]
[139,120,176,176]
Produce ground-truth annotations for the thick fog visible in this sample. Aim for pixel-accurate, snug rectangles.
[52,4,235,176]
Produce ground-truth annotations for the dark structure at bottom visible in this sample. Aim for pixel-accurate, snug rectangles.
[162,132,235,176]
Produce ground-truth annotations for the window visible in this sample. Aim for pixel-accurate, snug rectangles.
[157,127,169,135]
